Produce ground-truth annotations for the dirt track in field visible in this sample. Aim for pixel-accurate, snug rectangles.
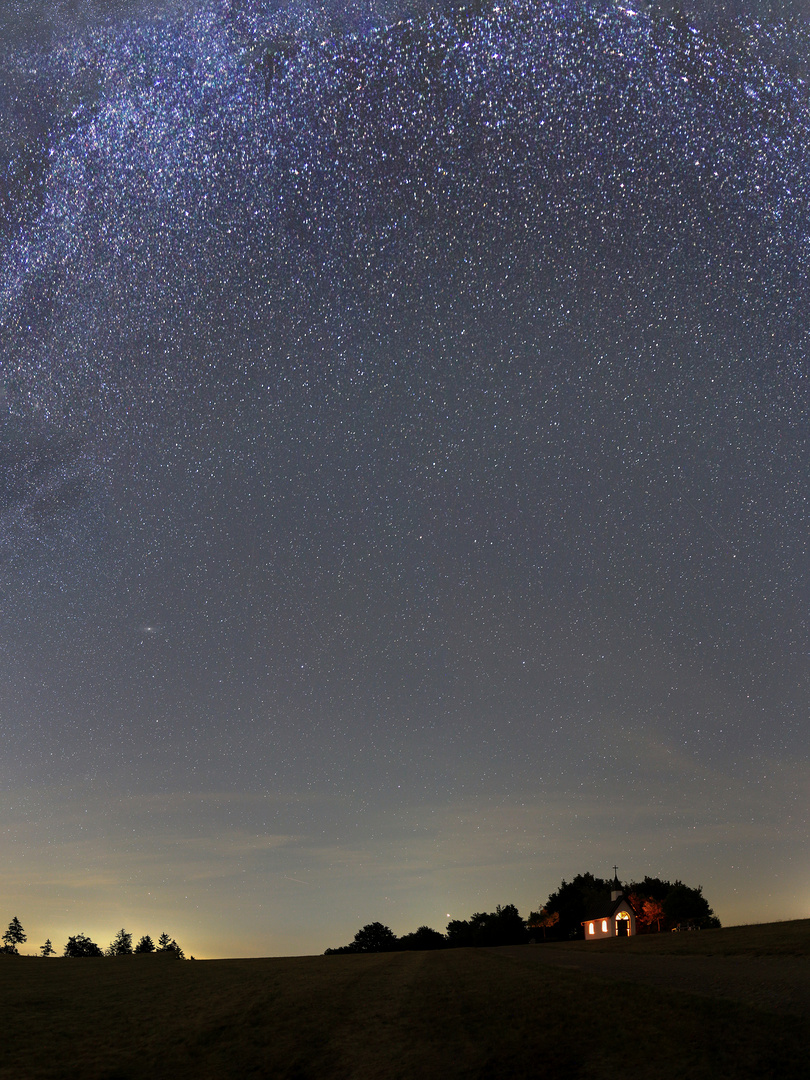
[530,948,810,1016]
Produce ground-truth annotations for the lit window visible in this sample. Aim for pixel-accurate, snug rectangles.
[588,923,594,934]
[602,920,608,932]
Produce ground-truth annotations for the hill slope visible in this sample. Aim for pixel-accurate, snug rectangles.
[1,920,808,1079]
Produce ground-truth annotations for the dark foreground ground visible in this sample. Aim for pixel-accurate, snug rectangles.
[1,919,808,1080]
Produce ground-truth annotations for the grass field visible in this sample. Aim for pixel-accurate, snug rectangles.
[557,917,810,957]
[1,920,807,1079]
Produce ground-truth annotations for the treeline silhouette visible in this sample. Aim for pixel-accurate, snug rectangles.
[2,918,186,958]
[325,873,720,953]
[535,873,720,940]
[325,905,528,954]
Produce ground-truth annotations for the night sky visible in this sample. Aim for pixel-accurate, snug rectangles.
[1,0,808,958]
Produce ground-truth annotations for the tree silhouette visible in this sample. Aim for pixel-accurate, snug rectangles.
[526,908,560,941]
[134,934,155,954]
[39,939,55,957]
[156,932,184,958]
[107,928,133,956]
[351,922,397,953]
[663,883,718,928]
[2,916,26,954]
[473,905,528,946]
[445,918,474,948]
[398,926,446,951]
[64,933,103,957]
[167,939,185,959]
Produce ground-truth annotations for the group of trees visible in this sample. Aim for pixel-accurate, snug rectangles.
[2,918,185,958]
[63,929,184,958]
[627,877,720,933]
[532,874,720,940]
[446,904,529,948]
[326,921,440,954]
[326,904,535,954]
[102,929,184,958]
[325,873,720,953]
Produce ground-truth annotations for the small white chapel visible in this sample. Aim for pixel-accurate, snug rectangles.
[583,868,636,940]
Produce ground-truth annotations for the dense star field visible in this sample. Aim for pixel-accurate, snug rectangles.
[1,0,808,956]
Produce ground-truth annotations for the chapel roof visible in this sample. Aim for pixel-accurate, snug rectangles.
[582,895,634,923]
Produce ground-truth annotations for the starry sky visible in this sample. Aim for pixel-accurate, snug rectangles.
[1,0,808,958]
